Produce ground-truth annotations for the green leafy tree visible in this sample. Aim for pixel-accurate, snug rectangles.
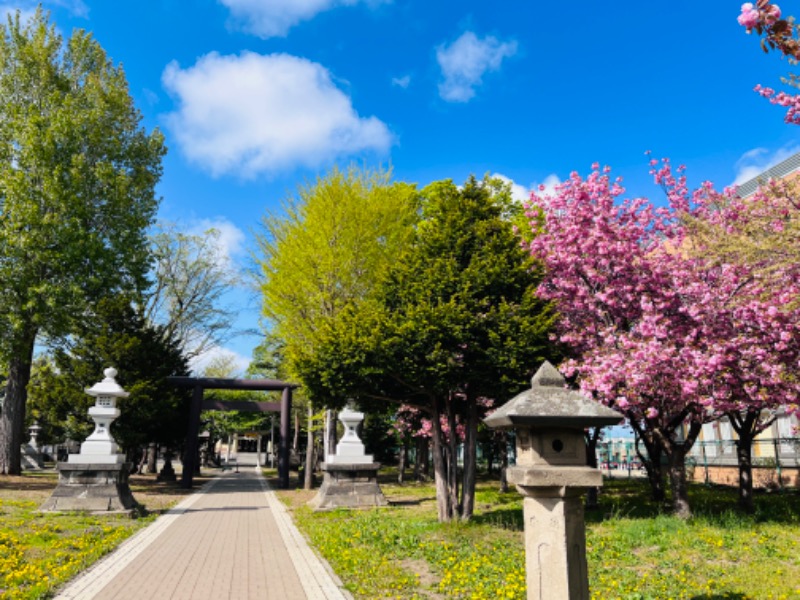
[255,165,419,487]
[27,295,190,459]
[0,10,165,473]
[302,176,557,521]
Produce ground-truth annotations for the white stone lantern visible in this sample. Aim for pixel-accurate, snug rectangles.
[68,367,129,465]
[485,361,622,600]
[28,422,41,450]
[327,406,373,464]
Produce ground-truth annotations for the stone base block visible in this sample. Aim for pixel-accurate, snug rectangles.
[39,462,137,513]
[308,462,388,511]
[22,446,43,470]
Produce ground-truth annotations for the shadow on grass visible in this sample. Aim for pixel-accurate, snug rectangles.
[0,472,57,492]
[389,498,433,507]
[472,478,800,528]
[581,479,800,525]
[689,594,748,600]
[471,507,524,531]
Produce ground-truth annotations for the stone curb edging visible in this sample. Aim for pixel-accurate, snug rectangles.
[258,473,352,600]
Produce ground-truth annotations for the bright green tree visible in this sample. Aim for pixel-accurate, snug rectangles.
[256,165,418,376]
[255,166,419,487]
[0,10,165,473]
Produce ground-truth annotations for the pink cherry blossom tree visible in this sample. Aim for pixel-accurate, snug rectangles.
[527,160,800,516]
[681,180,800,510]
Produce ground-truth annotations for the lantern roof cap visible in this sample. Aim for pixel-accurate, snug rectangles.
[85,367,130,398]
[484,361,622,430]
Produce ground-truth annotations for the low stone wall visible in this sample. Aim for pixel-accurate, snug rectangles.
[690,465,800,489]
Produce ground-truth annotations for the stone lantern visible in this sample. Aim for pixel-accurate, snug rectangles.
[484,361,622,600]
[22,421,44,470]
[309,405,388,510]
[69,367,128,464]
[40,367,136,513]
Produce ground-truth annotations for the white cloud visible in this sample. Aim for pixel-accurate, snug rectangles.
[733,145,800,185]
[492,173,529,203]
[161,52,394,178]
[1,1,87,20]
[436,31,518,103]
[49,0,88,17]
[492,173,561,204]
[219,0,388,39]
[189,345,251,377]
[188,217,247,268]
[392,74,411,89]
[0,5,36,22]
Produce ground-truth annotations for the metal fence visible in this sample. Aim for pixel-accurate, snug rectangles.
[688,437,800,487]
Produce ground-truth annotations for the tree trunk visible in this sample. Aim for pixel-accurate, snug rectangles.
[460,395,478,520]
[585,427,601,509]
[398,439,408,484]
[661,420,701,519]
[667,447,691,519]
[431,397,454,522]
[325,409,337,462]
[146,442,158,474]
[414,436,429,481]
[445,395,459,518]
[304,405,315,490]
[729,410,761,514]
[631,420,665,502]
[0,327,37,475]
[293,412,300,452]
[735,433,755,513]
[499,430,509,494]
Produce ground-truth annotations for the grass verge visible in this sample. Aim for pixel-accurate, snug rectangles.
[279,473,800,600]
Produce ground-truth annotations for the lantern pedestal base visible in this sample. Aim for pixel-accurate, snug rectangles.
[308,462,388,511]
[516,485,591,600]
[40,462,137,513]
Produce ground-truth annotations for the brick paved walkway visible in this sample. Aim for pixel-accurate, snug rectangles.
[54,468,350,600]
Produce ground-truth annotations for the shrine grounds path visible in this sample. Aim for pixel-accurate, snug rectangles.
[53,465,351,600]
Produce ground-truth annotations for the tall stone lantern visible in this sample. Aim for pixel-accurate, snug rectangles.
[40,368,137,513]
[69,367,128,464]
[484,361,622,600]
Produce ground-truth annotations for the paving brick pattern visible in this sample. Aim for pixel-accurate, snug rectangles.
[54,469,349,600]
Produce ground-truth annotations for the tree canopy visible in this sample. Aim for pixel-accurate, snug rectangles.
[302,175,557,521]
[0,9,165,473]
[255,165,419,387]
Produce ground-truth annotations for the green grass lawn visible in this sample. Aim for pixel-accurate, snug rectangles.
[281,473,800,600]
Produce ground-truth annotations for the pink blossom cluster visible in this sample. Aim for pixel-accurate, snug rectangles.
[526,161,800,431]
[393,397,496,443]
[738,2,781,31]
[754,84,800,124]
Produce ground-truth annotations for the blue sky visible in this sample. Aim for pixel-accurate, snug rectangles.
[6,0,800,374]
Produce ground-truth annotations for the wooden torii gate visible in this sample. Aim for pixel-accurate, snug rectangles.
[167,377,297,490]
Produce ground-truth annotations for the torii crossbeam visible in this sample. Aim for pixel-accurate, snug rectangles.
[167,377,298,489]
